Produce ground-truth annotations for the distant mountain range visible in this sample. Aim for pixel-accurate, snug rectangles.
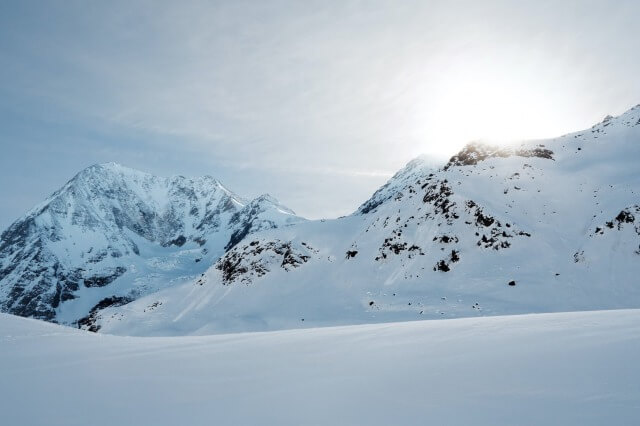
[1,105,639,335]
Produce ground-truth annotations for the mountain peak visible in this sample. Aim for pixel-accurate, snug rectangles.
[249,194,296,215]
[72,162,154,184]
[0,163,303,323]
[97,161,124,169]
[89,162,142,174]
[356,156,437,215]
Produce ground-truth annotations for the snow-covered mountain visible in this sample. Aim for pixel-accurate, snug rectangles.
[0,163,303,325]
[94,105,640,336]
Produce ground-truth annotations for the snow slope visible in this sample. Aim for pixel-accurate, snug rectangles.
[0,163,303,325]
[1,309,639,426]
[97,106,640,335]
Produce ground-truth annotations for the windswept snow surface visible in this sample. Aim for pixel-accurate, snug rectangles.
[1,309,640,426]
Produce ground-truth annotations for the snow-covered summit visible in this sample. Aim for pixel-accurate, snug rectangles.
[0,163,303,324]
[356,154,439,215]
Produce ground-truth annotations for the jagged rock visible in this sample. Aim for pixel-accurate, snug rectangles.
[77,296,133,332]
[216,239,316,285]
[445,142,554,169]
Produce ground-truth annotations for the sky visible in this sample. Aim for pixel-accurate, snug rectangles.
[1,0,640,229]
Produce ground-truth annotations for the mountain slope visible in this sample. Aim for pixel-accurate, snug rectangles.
[97,105,640,335]
[0,163,303,325]
[2,309,639,425]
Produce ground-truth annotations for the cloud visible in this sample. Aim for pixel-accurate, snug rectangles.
[1,0,640,226]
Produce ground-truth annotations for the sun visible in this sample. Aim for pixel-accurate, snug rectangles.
[406,59,577,160]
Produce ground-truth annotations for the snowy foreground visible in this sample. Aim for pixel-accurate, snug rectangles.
[2,310,639,425]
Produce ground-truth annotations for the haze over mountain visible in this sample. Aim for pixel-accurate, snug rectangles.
[1,105,638,335]
[3,1,640,230]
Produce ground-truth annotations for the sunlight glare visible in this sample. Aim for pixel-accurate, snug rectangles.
[411,60,574,159]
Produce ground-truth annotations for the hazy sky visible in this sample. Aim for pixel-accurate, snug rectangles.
[1,0,639,228]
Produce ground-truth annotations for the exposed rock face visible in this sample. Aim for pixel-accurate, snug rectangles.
[77,296,132,332]
[0,163,303,324]
[216,239,317,285]
[445,142,554,169]
[595,205,640,253]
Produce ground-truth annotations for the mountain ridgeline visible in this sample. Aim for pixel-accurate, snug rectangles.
[0,163,303,325]
[1,105,640,335]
